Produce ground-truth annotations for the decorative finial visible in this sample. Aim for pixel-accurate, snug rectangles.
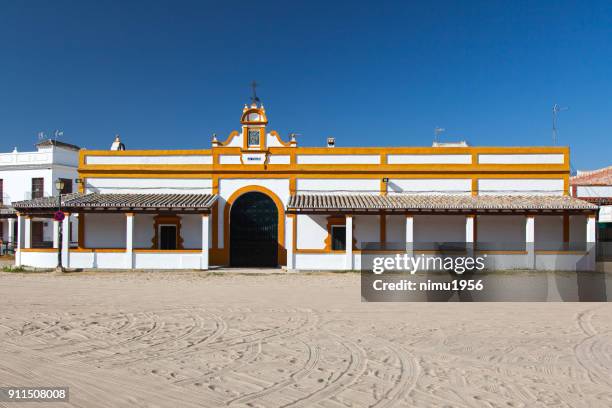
[212,133,218,142]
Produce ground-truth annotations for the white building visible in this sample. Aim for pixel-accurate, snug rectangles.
[571,166,612,263]
[12,101,599,271]
[0,140,80,252]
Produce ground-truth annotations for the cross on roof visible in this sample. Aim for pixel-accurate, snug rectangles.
[250,80,260,105]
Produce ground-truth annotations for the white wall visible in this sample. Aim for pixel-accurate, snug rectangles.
[354,215,379,249]
[387,154,471,164]
[478,154,564,164]
[0,168,53,203]
[478,179,564,195]
[576,186,612,197]
[85,178,213,194]
[387,179,471,195]
[570,215,586,243]
[218,155,242,164]
[268,155,291,164]
[386,215,406,244]
[85,213,126,248]
[296,178,379,194]
[296,155,380,165]
[413,215,465,243]
[477,215,525,247]
[181,214,202,249]
[294,253,347,270]
[133,214,155,248]
[296,214,327,249]
[85,155,212,165]
[535,216,563,246]
[52,147,80,167]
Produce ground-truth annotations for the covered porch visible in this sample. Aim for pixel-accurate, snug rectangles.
[286,194,599,271]
[12,193,217,270]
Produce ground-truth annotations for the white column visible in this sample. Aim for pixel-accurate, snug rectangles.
[525,215,535,269]
[405,215,414,254]
[345,215,353,270]
[587,215,596,243]
[201,214,209,270]
[52,220,60,249]
[586,214,597,271]
[286,215,294,270]
[24,216,32,249]
[15,214,24,266]
[61,213,70,267]
[7,218,15,248]
[126,213,134,269]
[466,215,475,256]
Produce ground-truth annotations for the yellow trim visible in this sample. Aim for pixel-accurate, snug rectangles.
[535,250,587,255]
[70,248,126,253]
[475,250,528,255]
[20,248,56,253]
[269,130,294,147]
[240,106,268,125]
[243,126,265,150]
[133,249,202,253]
[217,130,240,147]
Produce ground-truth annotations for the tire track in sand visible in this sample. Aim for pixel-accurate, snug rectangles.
[280,331,368,408]
[574,306,612,388]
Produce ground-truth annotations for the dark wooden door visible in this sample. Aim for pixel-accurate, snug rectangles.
[230,192,278,267]
[31,222,44,248]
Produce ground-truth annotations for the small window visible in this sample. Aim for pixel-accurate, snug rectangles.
[31,178,44,199]
[59,178,72,194]
[331,225,346,251]
[248,129,260,147]
[159,225,177,250]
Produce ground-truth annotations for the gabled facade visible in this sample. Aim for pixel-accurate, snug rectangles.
[13,101,599,271]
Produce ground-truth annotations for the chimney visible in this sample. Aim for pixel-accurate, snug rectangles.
[110,134,126,151]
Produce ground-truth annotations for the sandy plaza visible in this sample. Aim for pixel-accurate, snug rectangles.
[1,269,612,407]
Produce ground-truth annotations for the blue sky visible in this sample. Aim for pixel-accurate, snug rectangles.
[0,0,610,170]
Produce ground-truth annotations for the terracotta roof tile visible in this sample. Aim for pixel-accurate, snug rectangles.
[287,194,597,211]
[571,166,612,186]
[13,193,217,211]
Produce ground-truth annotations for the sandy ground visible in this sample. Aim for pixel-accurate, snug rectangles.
[0,270,611,408]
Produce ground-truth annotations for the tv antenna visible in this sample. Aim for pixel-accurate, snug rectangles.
[434,127,445,143]
[552,104,568,145]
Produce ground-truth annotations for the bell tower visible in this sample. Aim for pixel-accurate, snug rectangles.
[240,81,268,150]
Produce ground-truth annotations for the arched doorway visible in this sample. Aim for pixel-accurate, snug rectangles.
[230,192,278,267]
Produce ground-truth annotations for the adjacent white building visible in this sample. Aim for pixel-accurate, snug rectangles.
[0,140,79,251]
